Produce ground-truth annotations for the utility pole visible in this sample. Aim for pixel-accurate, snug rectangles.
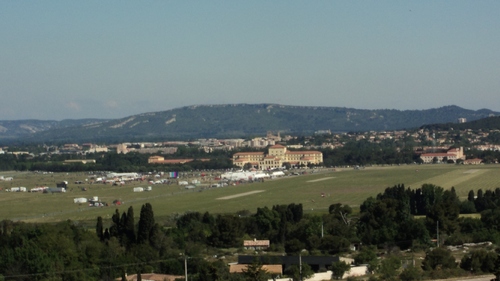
[185,256,188,281]
[299,254,302,281]
[436,221,439,248]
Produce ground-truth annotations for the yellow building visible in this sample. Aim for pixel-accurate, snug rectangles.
[232,144,323,170]
[419,147,465,163]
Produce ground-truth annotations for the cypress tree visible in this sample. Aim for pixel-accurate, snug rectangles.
[137,203,155,244]
[119,212,127,244]
[468,190,475,202]
[126,206,136,245]
[110,209,121,238]
[96,216,104,241]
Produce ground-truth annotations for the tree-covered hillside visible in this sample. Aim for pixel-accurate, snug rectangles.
[422,116,500,131]
[13,104,499,143]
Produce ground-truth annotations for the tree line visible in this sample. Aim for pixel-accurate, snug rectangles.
[1,183,500,280]
[3,137,500,173]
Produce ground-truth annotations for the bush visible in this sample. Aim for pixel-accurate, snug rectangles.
[399,265,422,281]
[421,248,457,271]
[426,268,467,280]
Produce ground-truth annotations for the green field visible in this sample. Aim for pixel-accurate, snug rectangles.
[1,164,499,224]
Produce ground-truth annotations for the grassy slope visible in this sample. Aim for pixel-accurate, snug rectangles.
[0,164,498,224]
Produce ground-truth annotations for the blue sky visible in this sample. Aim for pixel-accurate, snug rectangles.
[1,1,499,120]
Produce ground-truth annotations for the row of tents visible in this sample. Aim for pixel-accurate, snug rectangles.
[220,171,285,181]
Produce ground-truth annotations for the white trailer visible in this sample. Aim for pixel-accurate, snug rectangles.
[271,171,285,177]
[74,198,88,203]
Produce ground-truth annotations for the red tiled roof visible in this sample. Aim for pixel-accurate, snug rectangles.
[118,273,183,281]
[234,152,265,155]
[244,240,270,247]
[286,151,322,155]
[421,153,451,157]
[230,264,282,274]
[463,158,482,163]
[269,144,286,148]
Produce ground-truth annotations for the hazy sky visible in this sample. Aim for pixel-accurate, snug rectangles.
[1,1,499,120]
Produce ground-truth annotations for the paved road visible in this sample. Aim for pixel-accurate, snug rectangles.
[432,275,494,281]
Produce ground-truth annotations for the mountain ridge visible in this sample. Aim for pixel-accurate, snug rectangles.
[0,104,498,143]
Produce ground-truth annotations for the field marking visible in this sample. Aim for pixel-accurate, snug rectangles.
[307,177,335,183]
[216,190,265,200]
[464,169,480,174]
[410,169,489,190]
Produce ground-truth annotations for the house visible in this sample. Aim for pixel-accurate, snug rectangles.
[229,264,282,275]
[463,158,483,165]
[238,255,339,272]
[117,273,183,281]
[243,239,270,250]
[233,144,323,170]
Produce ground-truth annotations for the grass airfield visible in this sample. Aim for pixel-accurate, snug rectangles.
[0,164,499,225]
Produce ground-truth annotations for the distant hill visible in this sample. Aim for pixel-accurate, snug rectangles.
[421,116,500,131]
[0,104,498,143]
[0,119,108,141]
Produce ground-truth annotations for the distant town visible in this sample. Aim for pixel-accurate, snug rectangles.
[2,116,500,170]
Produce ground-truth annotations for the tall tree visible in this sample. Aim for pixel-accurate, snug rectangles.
[467,190,475,202]
[330,261,351,280]
[96,216,104,241]
[426,189,460,235]
[137,203,155,244]
[378,255,401,280]
[109,209,121,238]
[242,259,269,281]
[125,206,136,245]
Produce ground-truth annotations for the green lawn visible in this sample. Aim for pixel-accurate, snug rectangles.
[0,164,498,224]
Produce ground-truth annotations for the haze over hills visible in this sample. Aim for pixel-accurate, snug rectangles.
[0,104,498,143]
[0,119,108,140]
